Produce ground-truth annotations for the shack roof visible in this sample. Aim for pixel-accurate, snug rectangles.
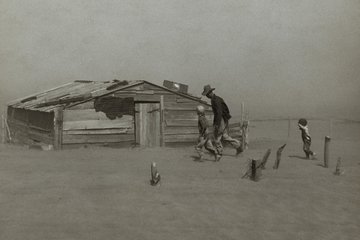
[8,80,209,112]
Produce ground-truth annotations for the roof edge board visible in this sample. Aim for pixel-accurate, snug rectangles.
[142,81,210,106]
[65,81,145,109]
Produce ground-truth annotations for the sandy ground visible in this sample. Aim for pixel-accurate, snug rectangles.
[0,122,359,240]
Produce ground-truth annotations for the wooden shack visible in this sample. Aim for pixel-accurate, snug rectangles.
[5,80,241,149]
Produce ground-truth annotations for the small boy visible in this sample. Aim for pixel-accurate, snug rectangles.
[298,118,316,159]
[195,105,218,161]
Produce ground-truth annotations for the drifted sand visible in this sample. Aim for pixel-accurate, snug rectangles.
[0,123,359,239]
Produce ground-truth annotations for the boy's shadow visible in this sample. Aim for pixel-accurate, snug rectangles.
[191,155,215,162]
[288,155,309,160]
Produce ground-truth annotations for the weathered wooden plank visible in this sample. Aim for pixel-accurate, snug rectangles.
[134,95,160,102]
[28,129,53,144]
[176,97,195,103]
[165,102,202,108]
[62,141,134,149]
[64,109,112,121]
[165,127,199,135]
[165,133,199,143]
[67,100,95,110]
[165,119,198,127]
[63,128,133,135]
[62,133,135,144]
[165,111,213,121]
[63,116,134,130]
[165,107,212,112]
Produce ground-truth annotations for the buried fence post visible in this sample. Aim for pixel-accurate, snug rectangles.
[324,136,331,168]
[150,162,161,186]
[273,144,287,169]
[1,114,5,144]
[241,158,262,181]
[250,159,262,181]
[334,157,343,176]
[261,149,272,169]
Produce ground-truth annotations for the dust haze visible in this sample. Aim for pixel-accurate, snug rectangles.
[1,0,359,119]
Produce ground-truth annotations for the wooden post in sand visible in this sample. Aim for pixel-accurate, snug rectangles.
[261,149,272,169]
[250,159,262,181]
[273,144,286,169]
[1,114,5,143]
[334,157,342,175]
[324,136,331,168]
[150,162,161,186]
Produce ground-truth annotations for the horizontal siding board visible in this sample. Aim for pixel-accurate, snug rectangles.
[62,133,135,144]
[165,111,213,121]
[63,128,133,135]
[165,127,199,135]
[28,129,53,144]
[64,109,113,121]
[62,141,134,149]
[165,119,198,127]
[164,102,201,108]
[165,107,212,112]
[165,133,198,143]
[63,118,134,130]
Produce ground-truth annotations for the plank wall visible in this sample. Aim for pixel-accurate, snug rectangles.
[64,101,135,148]
[6,107,54,145]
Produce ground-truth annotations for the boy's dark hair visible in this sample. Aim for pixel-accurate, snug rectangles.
[298,118,308,126]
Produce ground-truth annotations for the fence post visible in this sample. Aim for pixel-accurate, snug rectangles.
[1,114,5,144]
[324,136,331,168]
[273,144,286,169]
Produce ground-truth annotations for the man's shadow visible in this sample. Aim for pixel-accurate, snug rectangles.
[288,155,310,160]
[191,155,215,162]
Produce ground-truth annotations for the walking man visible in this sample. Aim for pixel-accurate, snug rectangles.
[202,85,243,161]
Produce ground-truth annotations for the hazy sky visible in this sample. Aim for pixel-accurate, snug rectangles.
[1,0,359,119]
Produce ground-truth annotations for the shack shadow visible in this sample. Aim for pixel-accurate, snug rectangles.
[191,155,215,162]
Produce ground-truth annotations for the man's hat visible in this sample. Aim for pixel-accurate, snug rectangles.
[202,84,215,96]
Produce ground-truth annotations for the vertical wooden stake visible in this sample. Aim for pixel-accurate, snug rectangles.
[261,149,272,169]
[273,144,286,169]
[160,95,165,147]
[53,107,63,150]
[334,157,342,175]
[150,162,161,186]
[250,159,262,181]
[1,114,5,144]
[324,136,331,168]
